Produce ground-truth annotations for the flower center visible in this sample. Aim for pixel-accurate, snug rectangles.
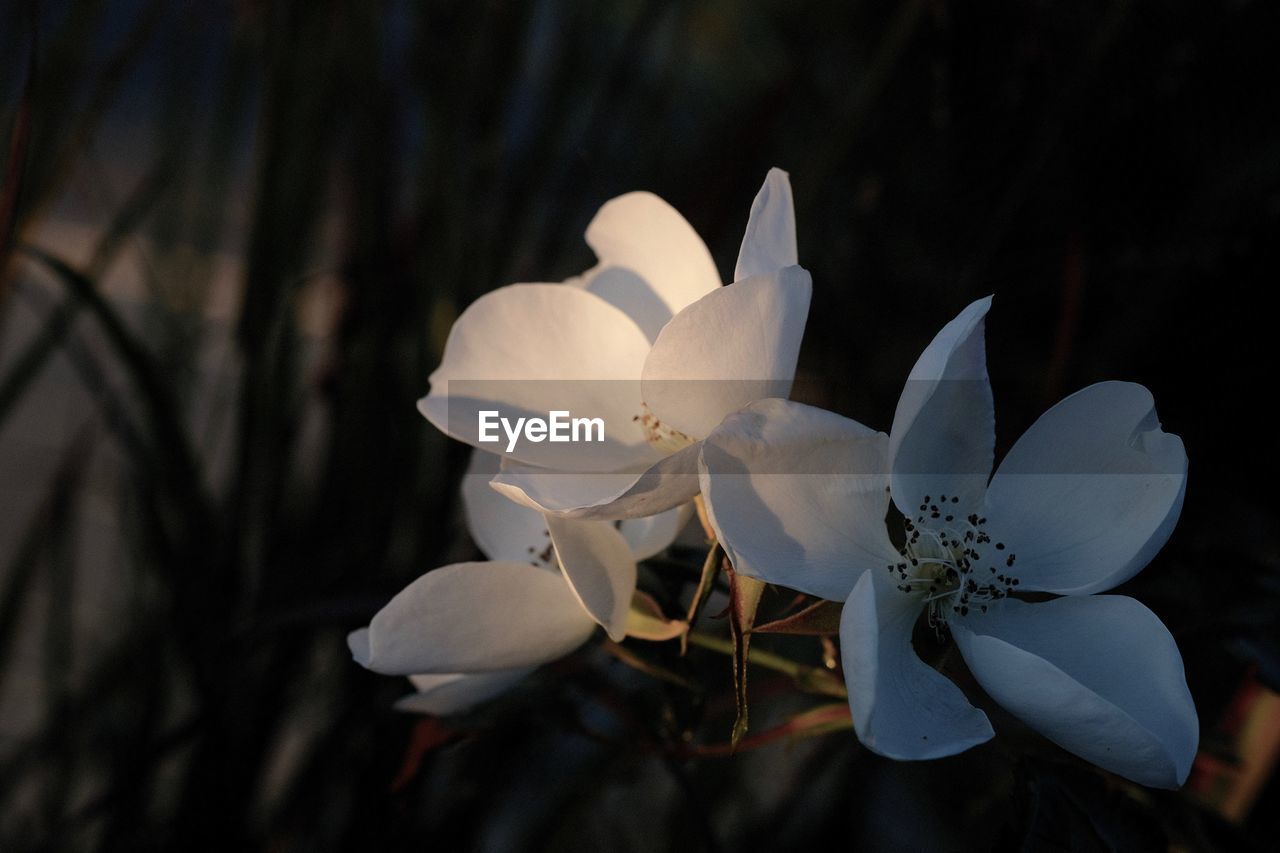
[884,493,1020,630]
[632,403,696,452]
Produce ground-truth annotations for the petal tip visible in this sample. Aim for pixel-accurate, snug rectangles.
[347,628,372,668]
[858,716,995,762]
[782,264,813,290]
[416,394,437,423]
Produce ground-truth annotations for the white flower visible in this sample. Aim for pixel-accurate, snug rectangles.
[698,297,1197,787]
[348,451,689,714]
[418,168,810,520]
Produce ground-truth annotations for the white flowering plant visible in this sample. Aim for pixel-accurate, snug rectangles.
[351,169,1198,801]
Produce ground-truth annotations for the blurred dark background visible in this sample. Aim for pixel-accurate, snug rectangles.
[1,1,1278,850]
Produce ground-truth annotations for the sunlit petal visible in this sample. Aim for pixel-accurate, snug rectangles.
[582,190,721,340]
[642,266,812,440]
[418,283,659,471]
[349,561,595,675]
[735,167,797,282]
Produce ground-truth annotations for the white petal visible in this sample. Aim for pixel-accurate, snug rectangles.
[735,168,797,282]
[419,283,660,471]
[641,266,812,439]
[840,571,994,759]
[889,296,995,518]
[699,399,898,602]
[490,442,703,520]
[618,503,694,560]
[582,191,721,339]
[546,516,637,641]
[461,450,551,564]
[952,595,1198,788]
[395,668,535,715]
[350,561,595,675]
[983,382,1187,594]
[348,627,373,665]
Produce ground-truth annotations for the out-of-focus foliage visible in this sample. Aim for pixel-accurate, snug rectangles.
[0,0,1277,850]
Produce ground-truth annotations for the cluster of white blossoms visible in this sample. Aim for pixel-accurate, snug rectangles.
[349,169,1197,789]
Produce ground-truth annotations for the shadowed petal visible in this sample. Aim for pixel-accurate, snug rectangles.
[700,398,897,601]
[952,595,1198,788]
[395,669,536,715]
[889,296,995,518]
[840,571,994,760]
[619,503,693,560]
[490,442,703,520]
[461,450,550,563]
[983,381,1187,595]
[546,516,637,641]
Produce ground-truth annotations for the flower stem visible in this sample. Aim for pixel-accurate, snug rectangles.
[600,639,700,692]
[680,542,723,655]
[686,630,847,699]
